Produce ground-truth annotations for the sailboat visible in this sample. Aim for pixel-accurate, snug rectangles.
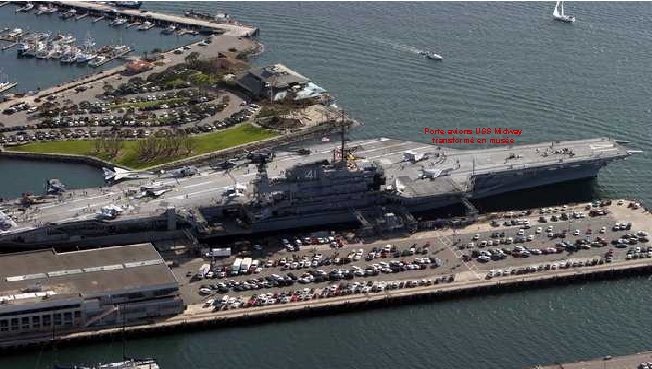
[52,306,160,369]
[553,1,575,23]
[0,71,18,94]
[53,358,160,369]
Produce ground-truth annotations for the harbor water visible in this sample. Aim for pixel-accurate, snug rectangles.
[0,2,651,368]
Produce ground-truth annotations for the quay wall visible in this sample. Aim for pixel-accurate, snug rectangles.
[2,258,652,353]
[0,149,120,169]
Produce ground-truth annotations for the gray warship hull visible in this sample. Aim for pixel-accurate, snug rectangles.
[0,137,633,248]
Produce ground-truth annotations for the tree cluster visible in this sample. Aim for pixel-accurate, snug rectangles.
[134,133,195,161]
[94,135,123,158]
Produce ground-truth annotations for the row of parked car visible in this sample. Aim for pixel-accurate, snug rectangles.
[207,275,457,310]
[486,256,610,279]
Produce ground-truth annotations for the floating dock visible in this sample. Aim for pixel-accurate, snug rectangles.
[49,1,259,37]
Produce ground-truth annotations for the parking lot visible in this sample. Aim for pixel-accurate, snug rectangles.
[168,199,652,309]
[0,34,259,143]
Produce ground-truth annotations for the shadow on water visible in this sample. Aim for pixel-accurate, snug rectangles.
[472,177,599,213]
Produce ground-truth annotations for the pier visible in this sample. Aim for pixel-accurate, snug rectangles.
[2,252,652,352]
[50,1,259,37]
[0,197,651,352]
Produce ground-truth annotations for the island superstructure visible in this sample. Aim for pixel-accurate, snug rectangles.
[0,136,632,248]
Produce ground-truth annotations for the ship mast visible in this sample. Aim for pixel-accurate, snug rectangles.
[340,109,346,164]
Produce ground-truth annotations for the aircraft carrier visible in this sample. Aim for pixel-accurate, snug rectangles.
[0,136,634,248]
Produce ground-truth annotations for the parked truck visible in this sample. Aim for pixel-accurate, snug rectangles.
[240,257,253,274]
[197,263,211,279]
[203,247,232,258]
[231,258,243,276]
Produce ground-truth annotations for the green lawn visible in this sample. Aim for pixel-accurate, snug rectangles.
[8,123,278,169]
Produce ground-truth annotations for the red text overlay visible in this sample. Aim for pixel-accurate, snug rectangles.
[423,127,523,145]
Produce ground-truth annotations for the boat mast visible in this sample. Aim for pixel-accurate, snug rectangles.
[340,109,346,163]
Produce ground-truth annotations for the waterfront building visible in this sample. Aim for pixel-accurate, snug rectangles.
[236,64,326,101]
[0,244,184,338]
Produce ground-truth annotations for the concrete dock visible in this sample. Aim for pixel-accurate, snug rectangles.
[535,351,652,369]
[50,1,259,37]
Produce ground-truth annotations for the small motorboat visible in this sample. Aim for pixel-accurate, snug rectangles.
[161,24,177,35]
[138,21,154,30]
[110,17,128,26]
[418,50,443,61]
[15,2,34,13]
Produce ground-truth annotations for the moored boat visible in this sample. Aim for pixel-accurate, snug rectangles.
[59,9,76,19]
[88,55,107,67]
[110,17,128,26]
[15,2,34,13]
[137,21,154,30]
[16,42,30,57]
[161,24,176,35]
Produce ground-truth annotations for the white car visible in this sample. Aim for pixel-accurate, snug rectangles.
[573,229,580,236]
[536,227,542,234]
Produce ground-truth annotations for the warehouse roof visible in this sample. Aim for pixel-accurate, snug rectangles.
[0,244,177,304]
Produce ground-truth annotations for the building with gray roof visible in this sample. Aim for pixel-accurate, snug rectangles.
[0,243,184,340]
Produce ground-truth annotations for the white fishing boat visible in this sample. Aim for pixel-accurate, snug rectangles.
[0,72,17,94]
[57,34,76,44]
[23,46,37,58]
[138,21,154,30]
[35,46,50,59]
[16,42,30,57]
[15,2,34,13]
[49,47,63,59]
[7,28,23,37]
[161,24,176,35]
[59,8,76,19]
[553,1,575,23]
[36,4,56,15]
[110,17,128,26]
[53,358,160,369]
[60,52,76,63]
[88,55,107,67]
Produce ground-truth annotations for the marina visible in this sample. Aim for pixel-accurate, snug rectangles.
[3,27,132,67]
[7,1,259,37]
